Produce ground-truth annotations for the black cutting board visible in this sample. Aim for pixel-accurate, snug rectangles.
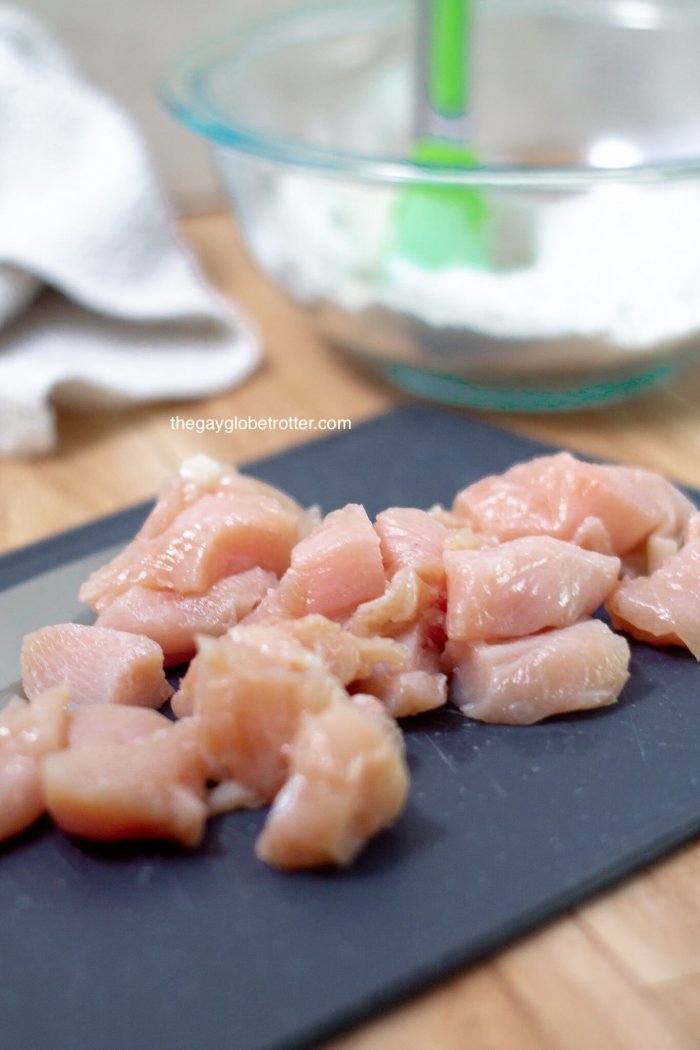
[2,405,700,1050]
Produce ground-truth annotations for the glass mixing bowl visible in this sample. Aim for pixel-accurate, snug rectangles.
[163,0,700,411]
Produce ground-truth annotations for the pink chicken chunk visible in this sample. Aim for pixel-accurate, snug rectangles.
[346,567,437,638]
[445,537,621,643]
[171,614,404,719]
[256,695,409,869]
[453,452,693,564]
[81,493,300,610]
[0,687,69,842]
[179,626,347,802]
[132,457,303,540]
[177,625,410,866]
[43,717,208,848]
[353,620,447,718]
[268,615,405,687]
[14,448,695,868]
[22,624,173,709]
[445,620,631,725]
[346,568,448,717]
[79,460,309,612]
[67,705,172,748]
[375,507,449,587]
[251,503,386,622]
[346,570,446,717]
[607,514,700,658]
[95,567,276,665]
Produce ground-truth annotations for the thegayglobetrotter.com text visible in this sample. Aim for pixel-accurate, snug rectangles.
[170,415,352,434]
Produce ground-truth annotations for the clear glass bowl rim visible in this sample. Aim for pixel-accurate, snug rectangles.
[160,0,700,188]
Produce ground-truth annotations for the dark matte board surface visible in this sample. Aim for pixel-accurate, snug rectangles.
[2,406,700,1050]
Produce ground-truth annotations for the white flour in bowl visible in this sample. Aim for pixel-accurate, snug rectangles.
[249,171,700,351]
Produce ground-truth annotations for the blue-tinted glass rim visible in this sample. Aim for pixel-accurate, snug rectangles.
[159,0,700,188]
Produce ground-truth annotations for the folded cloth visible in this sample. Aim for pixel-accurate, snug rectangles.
[0,5,261,457]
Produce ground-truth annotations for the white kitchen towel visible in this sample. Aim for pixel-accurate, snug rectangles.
[0,5,261,457]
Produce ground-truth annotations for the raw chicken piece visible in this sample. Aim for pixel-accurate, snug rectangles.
[427,505,472,530]
[171,615,403,718]
[275,615,405,685]
[251,504,386,621]
[375,508,448,586]
[95,568,276,664]
[256,695,409,869]
[354,621,448,718]
[445,620,630,725]
[445,537,621,642]
[0,755,45,844]
[246,604,445,720]
[68,705,171,748]
[206,780,262,817]
[80,491,303,611]
[453,452,694,562]
[244,572,445,718]
[364,668,446,719]
[346,567,448,717]
[607,514,700,658]
[43,718,208,847]
[347,568,436,638]
[623,534,680,578]
[135,454,232,539]
[0,686,69,842]
[135,455,310,542]
[180,626,347,801]
[22,624,173,708]
[442,527,484,553]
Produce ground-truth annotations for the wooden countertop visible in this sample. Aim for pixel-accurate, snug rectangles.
[3,213,700,1050]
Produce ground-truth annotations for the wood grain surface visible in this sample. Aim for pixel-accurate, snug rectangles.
[2,213,700,1050]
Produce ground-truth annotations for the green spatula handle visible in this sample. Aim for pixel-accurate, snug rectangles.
[418,0,473,142]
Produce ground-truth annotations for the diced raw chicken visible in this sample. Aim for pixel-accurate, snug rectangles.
[135,455,231,540]
[68,705,172,748]
[206,780,262,816]
[0,686,69,842]
[79,459,309,614]
[571,517,616,556]
[364,668,446,719]
[427,505,471,529]
[354,653,447,718]
[620,531,688,579]
[95,568,276,664]
[347,567,436,638]
[80,491,303,612]
[179,626,347,801]
[43,719,208,847]
[245,569,446,718]
[445,619,630,725]
[0,754,46,844]
[1,687,69,756]
[239,601,444,720]
[22,624,173,708]
[353,621,447,718]
[171,614,403,718]
[442,527,484,553]
[274,615,405,685]
[12,449,686,868]
[250,504,386,621]
[375,508,449,586]
[445,537,621,642]
[607,514,700,658]
[453,452,694,562]
[345,567,448,717]
[129,455,309,543]
[256,695,409,869]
